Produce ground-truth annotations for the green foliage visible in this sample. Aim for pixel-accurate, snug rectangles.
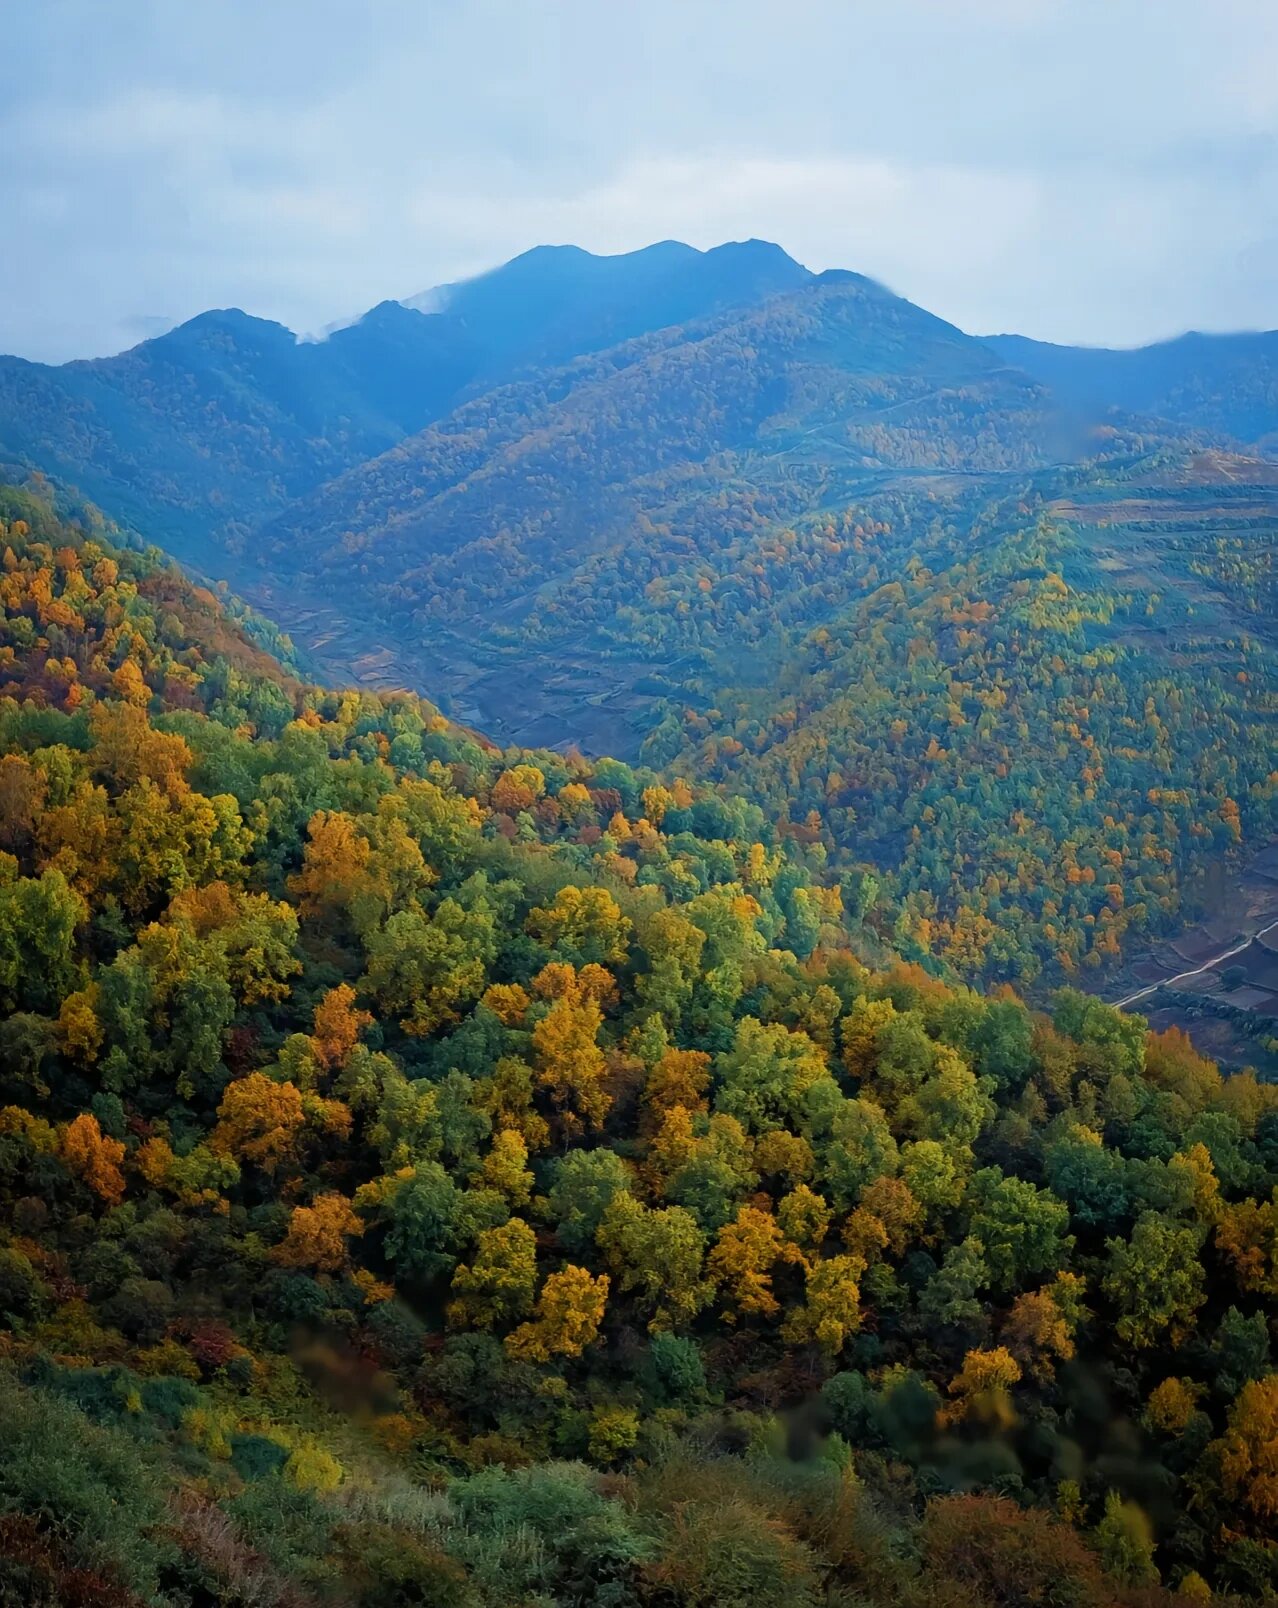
[0,489,1272,1603]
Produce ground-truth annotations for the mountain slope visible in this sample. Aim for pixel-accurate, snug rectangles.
[0,303,482,566]
[0,241,811,571]
[254,270,1060,653]
[652,451,1278,986]
[0,480,1274,1606]
[987,329,1278,454]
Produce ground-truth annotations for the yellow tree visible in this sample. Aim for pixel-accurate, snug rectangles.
[477,1129,534,1206]
[505,1266,610,1361]
[447,1219,538,1329]
[640,1047,711,1131]
[1215,1375,1278,1525]
[531,964,613,1138]
[783,1252,866,1354]
[754,1128,814,1186]
[708,1204,794,1322]
[475,1055,550,1153]
[275,1193,363,1273]
[210,1073,306,1175]
[844,1175,923,1261]
[940,1346,1022,1429]
[311,984,372,1073]
[777,1183,832,1256]
[1214,1195,1277,1296]
[288,811,372,931]
[1002,1273,1088,1382]
[491,764,545,814]
[1145,1377,1205,1437]
[60,1112,126,1206]
[527,884,632,966]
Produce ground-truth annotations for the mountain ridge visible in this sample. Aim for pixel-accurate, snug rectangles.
[986,328,1278,454]
[2,240,1275,995]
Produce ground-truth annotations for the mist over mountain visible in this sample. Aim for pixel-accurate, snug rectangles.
[987,329,1278,455]
[404,237,814,377]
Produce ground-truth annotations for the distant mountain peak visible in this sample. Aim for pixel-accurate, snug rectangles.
[397,237,812,379]
[403,238,806,319]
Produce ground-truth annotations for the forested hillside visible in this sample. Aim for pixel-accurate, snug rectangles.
[260,426,1278,993]
[0,243,811,569]
[2,484,1278,1604]
[0,304,480,565]
[259,268,1058,605]
[652,456,1278,986]
[987,331,1278,457]
[2,242,1276,998]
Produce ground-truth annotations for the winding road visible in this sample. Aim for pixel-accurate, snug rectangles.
[1115,917,1278,1009]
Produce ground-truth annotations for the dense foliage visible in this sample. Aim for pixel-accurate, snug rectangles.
[0,487,1276,1605]
[0,242,811,572]
[660,489,1278,983]
[5,243,1274,999]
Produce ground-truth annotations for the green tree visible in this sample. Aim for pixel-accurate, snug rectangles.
[965,1167,1072,1294]
[547,1148,633,1256]
[597,1193,711,1330]
[364,898,497,1036]
[715,1017,834,1133]
[1103,1212,1205,1349]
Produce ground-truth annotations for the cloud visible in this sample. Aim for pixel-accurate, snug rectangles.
[2,0,1276,359]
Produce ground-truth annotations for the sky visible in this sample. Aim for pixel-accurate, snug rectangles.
[4,0,1278,362]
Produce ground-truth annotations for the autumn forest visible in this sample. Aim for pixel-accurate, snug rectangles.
[0,230,1276,1608]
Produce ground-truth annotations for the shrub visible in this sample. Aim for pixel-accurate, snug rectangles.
[922,1493,1105,1608]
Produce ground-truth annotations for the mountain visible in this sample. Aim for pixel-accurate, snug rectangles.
[405,236,814,376]
[0,301,483,567]
[0,479,1273,1607]
[251,268,1063,705]
[987,328,1278,454]
[0,241,812,571]
[4,240,1276,997]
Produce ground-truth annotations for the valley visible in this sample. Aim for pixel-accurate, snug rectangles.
[1,232,1278,1605]
[2,241,1276,1003]
[4,475,1278,1604]
[11,0,1278,1596]
[244,575,666,756]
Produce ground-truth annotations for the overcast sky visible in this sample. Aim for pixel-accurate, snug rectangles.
[5,0,1278,362]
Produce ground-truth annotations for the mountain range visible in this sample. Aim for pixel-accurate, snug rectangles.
[3,240,1275,579]
[3,247,1278,1600]
[2,240,1276,994]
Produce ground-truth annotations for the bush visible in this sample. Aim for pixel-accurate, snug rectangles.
[99,1277,173,1344]
[230,1432,290,1482]
[0,1372,174,1598]
[922,1493,1106,1608]
[0,1245,45,1326]
[647,1332,706,1404]
[643,1492,822,1608]
[366,1298,428,1368]
[588,1405,640,1464]
[285,1440,344,1493]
